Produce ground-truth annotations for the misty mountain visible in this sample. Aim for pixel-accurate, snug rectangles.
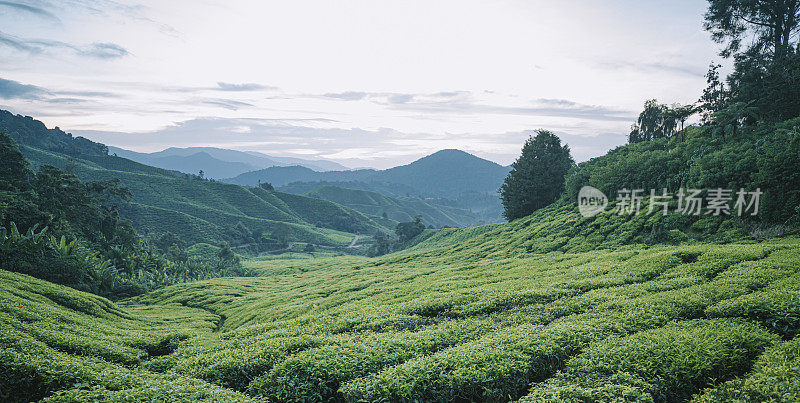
[107,146,349,178]
[226,149,511,224]
[226,149,511,199]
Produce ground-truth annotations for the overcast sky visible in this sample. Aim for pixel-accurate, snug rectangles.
[0,0,722,168]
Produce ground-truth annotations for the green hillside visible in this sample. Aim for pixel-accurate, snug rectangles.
[0,110,391,246]
[305,185,482,228]
[4,222,799,401]
[22,145,388,245]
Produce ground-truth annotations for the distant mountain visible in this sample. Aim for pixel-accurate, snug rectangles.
[226,149,511,225]
[225,165,378,188]
[226,149,511,199]
[108,148,255,179]
[108,146,350,178]
[244,151,350,172]
[374,149,511,198]
[278,181,420,198]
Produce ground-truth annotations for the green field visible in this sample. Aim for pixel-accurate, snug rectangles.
[4,199,800,401]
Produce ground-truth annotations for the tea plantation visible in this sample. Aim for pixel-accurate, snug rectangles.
[3,202,800,401]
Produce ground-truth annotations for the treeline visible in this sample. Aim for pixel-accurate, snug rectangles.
[0,133,253,299]
[0,109,107,156]
[631,0,800,144]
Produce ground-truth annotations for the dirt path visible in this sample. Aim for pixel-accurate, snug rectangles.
[347,235,361,248]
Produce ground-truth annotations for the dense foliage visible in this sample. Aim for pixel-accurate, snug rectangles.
[0,133,249,299]
[569,120,800,225]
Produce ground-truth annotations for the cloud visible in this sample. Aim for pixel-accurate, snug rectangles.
[321,91,464,104]
[80,42,129,59]
[216,82,276,92]
[202,99,254,110]
[70,116,628,170]
[0,1,60,22]
[47,97,89,104]
[56,90,119,98]
[0,77,47,99]
[387,96,635,122]
[387,94,414,104]
[0,31,129,59]
[597,60,706,77]
[322,91,368,101]
[0,32,38,52]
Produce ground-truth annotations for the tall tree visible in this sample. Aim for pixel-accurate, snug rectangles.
[704,0,800,60]
[500,130,574,221]
[704,0,800,121]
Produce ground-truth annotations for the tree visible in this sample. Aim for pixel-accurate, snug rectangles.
[395,216,425,243]
[699,63,729,121]
[672,104,696,131]
[704,0,800,121]
[368,231,391,257]
[258,181,274,191]
[629,101,695,143]
[629,124,644,144]
[500,130,574,221]
[704,0,800,60]
[216,242,240,266]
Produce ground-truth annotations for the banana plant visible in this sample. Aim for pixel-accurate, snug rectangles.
[1,222,48,253]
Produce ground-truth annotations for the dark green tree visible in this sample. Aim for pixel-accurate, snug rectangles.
[704,0,800,60]
[395,216,425,243]
[500,130,574,220]
[368,231,391,257]
[704,0,800,121]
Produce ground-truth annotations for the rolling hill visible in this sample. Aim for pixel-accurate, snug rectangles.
[304,185,482,228]
[3,199,799,401]
[1,110,390,246]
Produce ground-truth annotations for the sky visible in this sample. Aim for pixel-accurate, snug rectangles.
[0,0,724,169]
